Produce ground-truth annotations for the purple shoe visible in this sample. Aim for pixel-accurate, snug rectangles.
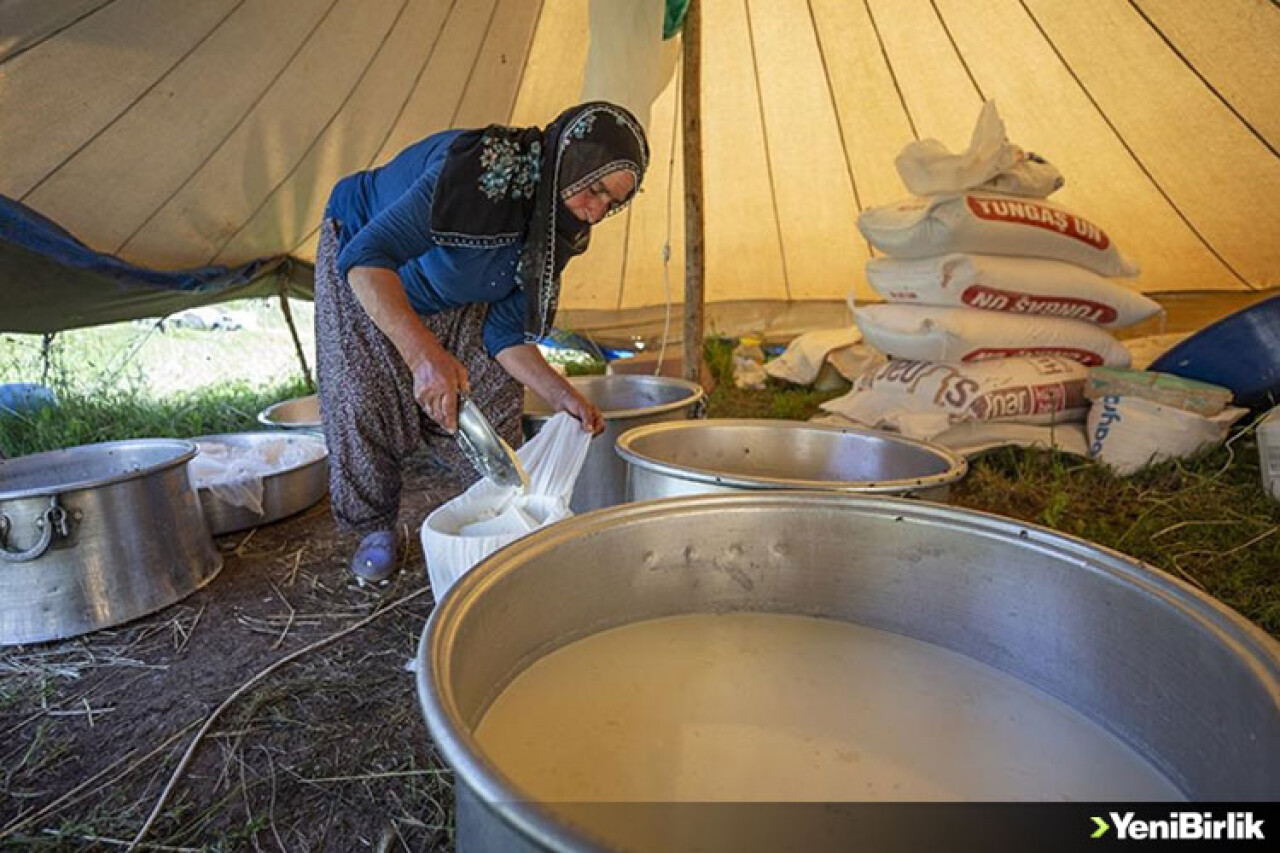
[351,530,398,582]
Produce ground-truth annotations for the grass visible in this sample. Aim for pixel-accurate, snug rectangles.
[1,298,315,457]
[952,434,1280,636]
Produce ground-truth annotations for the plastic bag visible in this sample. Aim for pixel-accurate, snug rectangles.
[895,101,1064,198]
[1087,395,1248,475]
[421,413,592,602]
[190,437,325,516]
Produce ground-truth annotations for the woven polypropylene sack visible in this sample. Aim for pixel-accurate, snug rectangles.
[865,254,1159,329]
[858,193,1138,277]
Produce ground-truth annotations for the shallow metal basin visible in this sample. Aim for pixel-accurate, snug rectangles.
[1,440,221,645]
[192,432,328,536]
[417,493,1280,851]
[617,419,967,501]
[523,375,704,513]
[258,393,321,429]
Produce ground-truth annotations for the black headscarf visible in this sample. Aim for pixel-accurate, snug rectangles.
[429,102,649,341]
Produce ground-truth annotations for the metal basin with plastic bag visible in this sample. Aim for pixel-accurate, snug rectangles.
[523,375,704,513]
[417,493,1280,852]
[191,432,329,536]
[1,440,222,645]
[617,419,967,501]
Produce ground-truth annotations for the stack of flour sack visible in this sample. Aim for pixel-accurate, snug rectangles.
[823,105,1163,450]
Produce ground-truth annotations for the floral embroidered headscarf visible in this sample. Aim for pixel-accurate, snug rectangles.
[429,102,649,341]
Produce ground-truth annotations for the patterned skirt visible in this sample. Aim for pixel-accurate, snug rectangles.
[313,219,522,534]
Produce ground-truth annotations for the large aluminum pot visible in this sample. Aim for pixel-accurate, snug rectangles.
[523,375,704,513]
[192,432,329,536]
[418,494,1280,852]
[617,419,967,502]
[0,440,222,645]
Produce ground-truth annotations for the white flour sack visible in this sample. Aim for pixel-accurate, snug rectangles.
[864,254,1161,329]
[820,356,1089,440]
[854,304,1132,367]
[858,193,1139,277]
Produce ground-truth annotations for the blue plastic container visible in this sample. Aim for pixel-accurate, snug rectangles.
[1148,296,1280,411]
[0,383,57,416]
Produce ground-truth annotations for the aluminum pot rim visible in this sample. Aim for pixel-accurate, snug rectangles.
[614,419,969,493]
[0,438,198,501]
[192,431,329,480]
[416,492,1280,851]
[257,394,322,429]
[523,375,704,423]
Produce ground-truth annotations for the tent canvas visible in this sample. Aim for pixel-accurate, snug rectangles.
[1,0,1277,338]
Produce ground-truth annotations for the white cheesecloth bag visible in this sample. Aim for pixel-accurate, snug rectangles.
[421,412,591,602]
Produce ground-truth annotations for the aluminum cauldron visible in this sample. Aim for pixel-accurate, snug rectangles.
[617,419,968,501]
[1,439,222,645]
[523,375,704,513]
[418,493,1280,852]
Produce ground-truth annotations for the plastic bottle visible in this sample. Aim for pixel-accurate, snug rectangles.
[731,334,767,390]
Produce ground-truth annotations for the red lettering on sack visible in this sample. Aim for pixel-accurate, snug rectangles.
[969,381,1085,420]
[970,388,1030,420]
[962,347,1105,367]
[1028,382,1085,413]
[965,196,1110,250]
[960,285,1117,324]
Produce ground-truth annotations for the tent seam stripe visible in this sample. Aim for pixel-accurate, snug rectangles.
[208,0,414,265]
[929,0,985,101]
[18,0,248,205]
[806,0,874,271]
[1128,0,1278,160]
[743,0,791,303]
[863,0,918,142]
[1019,0,1255,291]
[116,0,343,257]
[369,0,462,166]
[288,0,460,256]
[504,0,545,124]
[446,0,504,129]
[0,0,118,66]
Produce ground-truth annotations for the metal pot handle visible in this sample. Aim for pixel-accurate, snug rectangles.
[0,496,69,563]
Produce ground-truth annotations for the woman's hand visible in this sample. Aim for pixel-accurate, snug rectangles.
[346,266,470,431]
[410,344,470,432]
[494,343,603,435]
[555,386,605,435]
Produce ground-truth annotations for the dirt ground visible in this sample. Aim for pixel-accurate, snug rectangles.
[1,455,471,852]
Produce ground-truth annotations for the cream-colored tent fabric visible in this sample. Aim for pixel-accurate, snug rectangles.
[2,0,1277,336]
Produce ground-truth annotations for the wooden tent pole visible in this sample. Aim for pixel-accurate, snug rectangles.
[680,0,705,385]
[277,275,315,391]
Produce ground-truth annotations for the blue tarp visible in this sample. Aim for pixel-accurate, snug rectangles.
[0,195,311,334]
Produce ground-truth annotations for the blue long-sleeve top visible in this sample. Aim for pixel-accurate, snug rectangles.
[324,129,526,357]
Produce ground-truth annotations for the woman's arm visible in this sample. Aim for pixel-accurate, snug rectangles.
[496,344,604,434]
[347,265,468,432]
